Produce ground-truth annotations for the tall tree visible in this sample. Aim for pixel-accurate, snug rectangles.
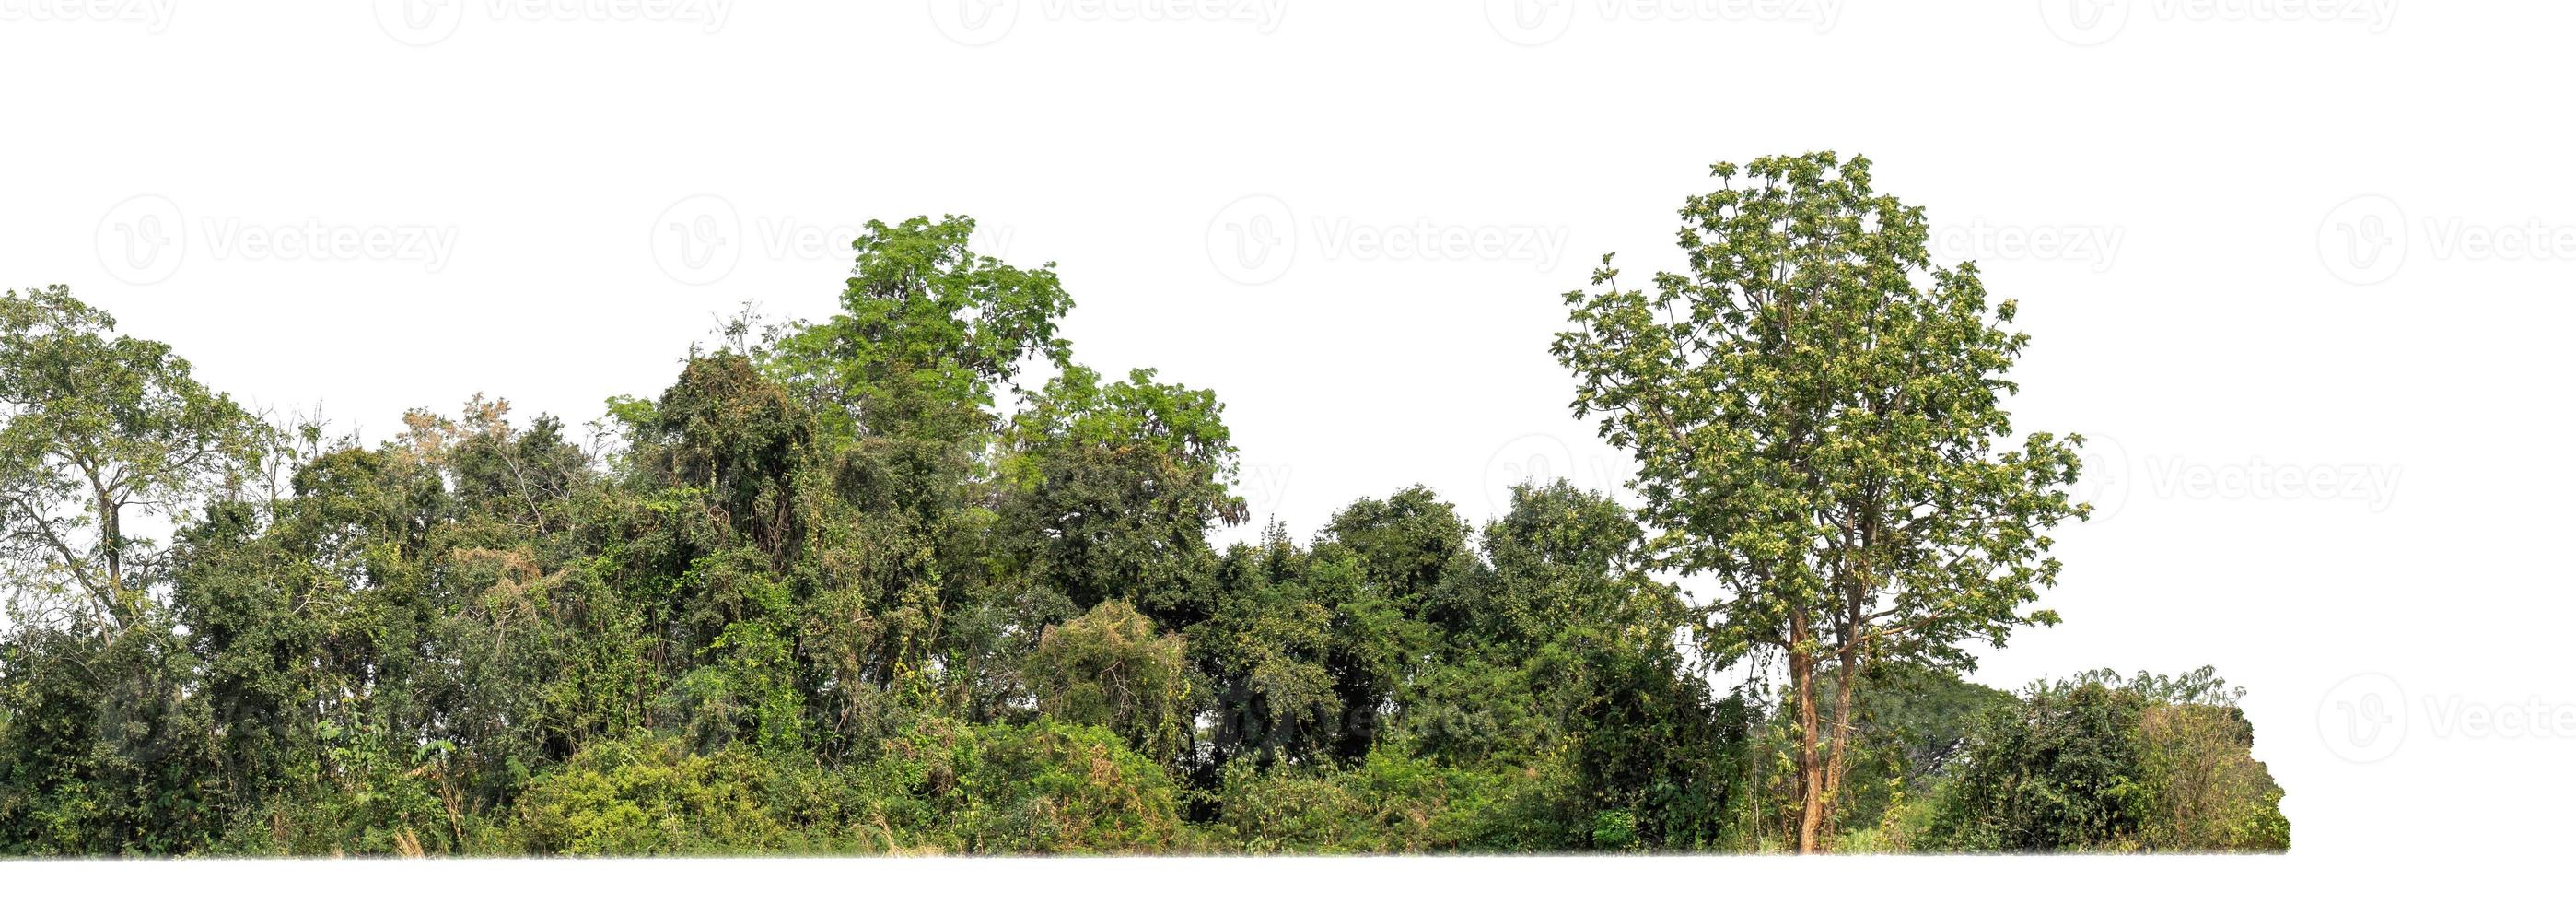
[0,286,266,628]
[762,214,1072,445]
[1550,152,2087,852]
[997,364,1244,627]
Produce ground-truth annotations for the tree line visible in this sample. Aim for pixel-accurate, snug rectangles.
[0,153,2287,855]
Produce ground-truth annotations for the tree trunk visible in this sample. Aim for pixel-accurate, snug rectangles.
[1818,643,1859,849]
[1789,634,1824,854]
[100,489,127,626]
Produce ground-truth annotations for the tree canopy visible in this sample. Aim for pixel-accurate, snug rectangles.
[1552,151,2090,851]
[0,165,2282,856]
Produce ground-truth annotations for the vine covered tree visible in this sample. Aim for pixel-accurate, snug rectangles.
[1,286,267,628]
[1551,152,2089,852]
[0,191,2285,856]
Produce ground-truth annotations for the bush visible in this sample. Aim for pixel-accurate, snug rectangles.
[2134,703,2290,850]
[868,718,1189,853]
[1208,748,1502,853]
[1022,600,1198,768]
[1928,668,2289,852]
[507,736,829,855]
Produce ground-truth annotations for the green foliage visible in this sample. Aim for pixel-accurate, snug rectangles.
[0,189,2278,857]
[1188,526,1345,769]
[1767,664,2014,839]
[1551,151,2089,850]
[0,624,223,855]
[1927,668,2288,852]
[869,719,1188,854]
[2134,701,2291,851]
[997,365,1241,627]
[1023,600,1198,768]
[1208,749,1500,853]
[762,214,1070,444]
[508,736,848,856]
[1,286,267,628]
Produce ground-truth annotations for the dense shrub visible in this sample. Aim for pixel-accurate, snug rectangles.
[1208,749,1502,853]
[507,736,823,856]
[0,224,2285,856]
[868,718,1189,854]
[1928,668,2288,852]
[1022,600,1198,768]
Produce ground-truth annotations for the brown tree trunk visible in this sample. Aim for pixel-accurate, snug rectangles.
[1818,643,1859,849]
[100,489,126,626]
[1789,629,1823,854]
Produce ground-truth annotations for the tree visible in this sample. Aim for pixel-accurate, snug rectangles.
[1482,481,1752,850]
[997,365,1244,627]
[1927,668,2286,852]
[762,215,1072,445]
[1,203,2281,857]
[1190,526,1342,769]
[1550,152,2087,852]
[0,286,267,629]
[1022,599,1197,768]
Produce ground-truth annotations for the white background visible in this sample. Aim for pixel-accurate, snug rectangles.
[2,0,2567,890]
